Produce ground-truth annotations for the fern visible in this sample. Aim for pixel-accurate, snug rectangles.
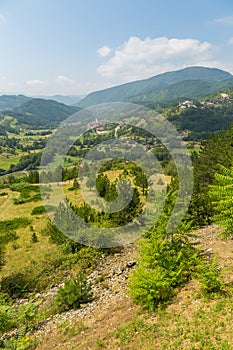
[209,164,233,237]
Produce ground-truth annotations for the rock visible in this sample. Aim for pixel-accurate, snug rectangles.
[126,260,137,268]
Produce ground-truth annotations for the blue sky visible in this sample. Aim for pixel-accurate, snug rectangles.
[0,0,233,95]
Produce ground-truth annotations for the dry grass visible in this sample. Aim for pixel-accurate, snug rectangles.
[0,187,57,278]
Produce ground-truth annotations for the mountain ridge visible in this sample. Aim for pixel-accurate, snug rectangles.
[1,98,80,128]
[77,66,233,107]
[0,94,32,111]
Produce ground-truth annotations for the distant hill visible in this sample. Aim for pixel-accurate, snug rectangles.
[0,95,31,111]
[37,95,85,106]
[78,67,233,108]
[7,98,80,128]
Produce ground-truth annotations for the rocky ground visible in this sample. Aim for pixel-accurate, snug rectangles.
[34,243,138,339]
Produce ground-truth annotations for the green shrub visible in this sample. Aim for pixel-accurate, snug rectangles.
[31,206,46,215]
[3,333,37,350]
[10,182,42,205]
[0,217,30,233]
[0,304,14,334]
[0,191,8,196]
[129,222,199,310]
[13,193,42,205]
[31,205,55,215]
[17,302,39,330]
[12,242,20,250]
[55,272,93,312]
[9,182,39,194]
[0,231,18,245]
[129,265,175,310]
[31,232,38,243]
[0,273,33,298]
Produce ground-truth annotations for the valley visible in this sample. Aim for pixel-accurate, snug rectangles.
[1,66,233,349]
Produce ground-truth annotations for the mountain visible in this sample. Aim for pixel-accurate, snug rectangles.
[78,67,233,108]
[0,94,31,111]
[128,78,233,106]
[36,95,86,106]
[9,98,80,128]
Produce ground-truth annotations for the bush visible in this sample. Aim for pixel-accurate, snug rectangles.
[0,217,30,234]
[0,231,18,245]
[31,206,46,215]
[13,193,42,205]
[129,265,175,310]
[31,205,55,215]
[0,192,8,196]
[55,272,93,312]
[31,232,39,243]
[129,221,199,310]
[0,273,33,298]
[197,257,225,295]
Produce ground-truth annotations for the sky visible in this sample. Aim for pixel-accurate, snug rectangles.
[0,0,233,96]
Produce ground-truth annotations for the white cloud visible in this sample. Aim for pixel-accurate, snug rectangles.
[97,45,111,57]
[228,37,233,45]
[97,36,214,82]
[0,14,7,24]
[213,16,233,26]
[56,75,74,84]
[26,79,45,86]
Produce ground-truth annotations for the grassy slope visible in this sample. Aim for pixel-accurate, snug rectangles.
[0,180,233,349]
[0,181,85,279]
[0,187,54,278]
[35,225,233,350]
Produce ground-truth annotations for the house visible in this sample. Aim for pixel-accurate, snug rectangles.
[220,93,230,100]
[178,100,197,109]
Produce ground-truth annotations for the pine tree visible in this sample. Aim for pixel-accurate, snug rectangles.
[96,173,110,198]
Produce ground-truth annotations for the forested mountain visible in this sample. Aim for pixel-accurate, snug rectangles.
[77,66,233,107]
[128,78,233,106]
[3,98,80,128]
[0,94,31,111]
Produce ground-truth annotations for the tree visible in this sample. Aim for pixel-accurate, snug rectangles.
[96,173,110,198]
[134,171,148,196]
